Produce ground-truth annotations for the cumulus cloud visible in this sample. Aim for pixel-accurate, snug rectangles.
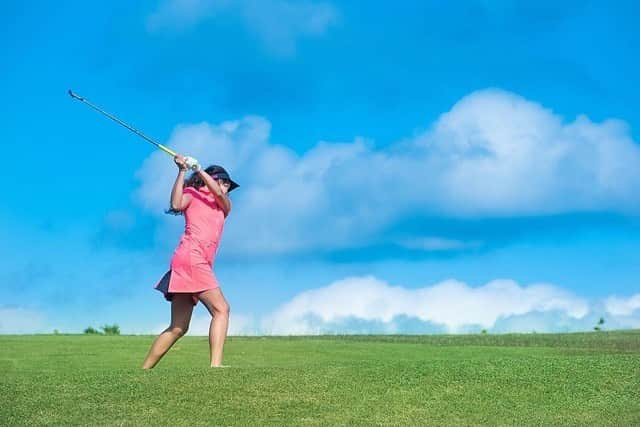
[147,0,338,56]
[261,276,591,334]
[419,90,640,215]
[135,89,640,256]
[605,294,640,316]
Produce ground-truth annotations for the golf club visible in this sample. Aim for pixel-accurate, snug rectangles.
[68,89,199,170]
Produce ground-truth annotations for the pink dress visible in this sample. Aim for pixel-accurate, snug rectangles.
[155,186,226,305]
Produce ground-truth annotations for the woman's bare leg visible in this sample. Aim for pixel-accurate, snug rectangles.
[198,288,230,367]
[142,294,194,369]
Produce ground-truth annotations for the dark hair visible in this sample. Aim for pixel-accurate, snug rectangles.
[185,165,221,190]
[165,166,224,215]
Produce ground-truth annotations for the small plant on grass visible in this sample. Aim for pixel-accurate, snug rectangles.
[83,326,102,335]
[101,324,121,335]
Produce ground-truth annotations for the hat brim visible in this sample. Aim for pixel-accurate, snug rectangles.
[212,172,240,192]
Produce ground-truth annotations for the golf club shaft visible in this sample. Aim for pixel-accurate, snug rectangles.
[68,90,177,157]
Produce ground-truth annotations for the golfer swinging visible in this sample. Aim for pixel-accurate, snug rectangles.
[142,155,239,369]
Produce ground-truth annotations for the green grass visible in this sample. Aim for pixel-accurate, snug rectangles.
[1,331,639,426]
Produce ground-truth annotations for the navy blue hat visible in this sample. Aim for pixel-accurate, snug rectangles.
[205,165,239,192]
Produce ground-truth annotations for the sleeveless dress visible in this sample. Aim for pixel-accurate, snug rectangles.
[155,186,225,305]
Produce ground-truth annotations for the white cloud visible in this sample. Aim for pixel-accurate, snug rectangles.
[605,294,640,316]
[420,90,640,215]
[147,0,338,56]
[134,89,640,256]
[0,306,47,334]
[261,276,591,334]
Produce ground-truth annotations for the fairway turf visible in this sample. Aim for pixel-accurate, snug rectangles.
[1,331,639,426]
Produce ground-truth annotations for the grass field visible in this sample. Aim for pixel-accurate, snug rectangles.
[1,331,639,426]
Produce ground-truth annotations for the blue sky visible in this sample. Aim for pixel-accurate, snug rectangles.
[1,0,640,334]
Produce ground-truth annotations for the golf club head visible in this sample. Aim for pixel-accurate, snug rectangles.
[68,89,84,101]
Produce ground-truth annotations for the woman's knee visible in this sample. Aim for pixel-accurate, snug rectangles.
[215,301,230,317]
[169,325,188,337]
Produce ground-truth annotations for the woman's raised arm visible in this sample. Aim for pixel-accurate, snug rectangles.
[170,155,192,211]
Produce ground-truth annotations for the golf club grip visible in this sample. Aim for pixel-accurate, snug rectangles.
[68,89,177,158]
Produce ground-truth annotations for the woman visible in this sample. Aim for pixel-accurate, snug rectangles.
[142,154,239,369]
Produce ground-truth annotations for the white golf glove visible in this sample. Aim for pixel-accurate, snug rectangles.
[184,156,201,172]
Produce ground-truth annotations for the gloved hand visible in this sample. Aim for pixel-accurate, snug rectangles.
[174,155,189,171]
[183,156,201,172]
